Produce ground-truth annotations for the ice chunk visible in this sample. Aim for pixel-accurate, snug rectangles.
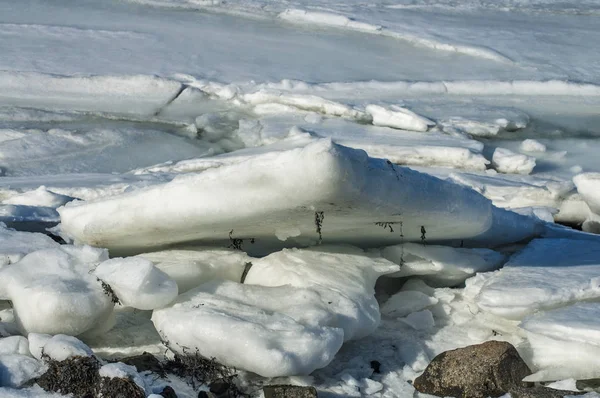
[380,291,438,317]
[94,257,178,310]
[0,224,58,268]
[400,310,435,330]
[521,302,600,382]
[59,140,539,253]
[152,286,344,377]
[477,239,600,319]
[381,243,505,286]
[574,173,600,215]
[365,105,434,132]
[0,355,44,388]
[0,247,114,335]
[245,246,399,340]
[137,248,252,293]
[520,139,547,153]
[492,147,536,175]
[0,337,30,356]
[3,187,74,208]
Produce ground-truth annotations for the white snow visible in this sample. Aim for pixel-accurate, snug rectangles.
[365,105,434,132]
[492,147,536,175]
[0,247,114,336]
[94,257,178,310]
[476,239,600,320]
[29,334,93,362]
[0,337,30,357]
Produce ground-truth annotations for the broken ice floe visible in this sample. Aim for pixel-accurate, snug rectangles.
[59,140,545,254]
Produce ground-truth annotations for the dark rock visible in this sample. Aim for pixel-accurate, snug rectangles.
[121,352,164,375]
[263,385,318,398]
[198,391,216,398]
[98,376,145,398]
[209,378,231,395]
[510,386,585,398]
[370,360,381,374]
[413,340,531,398]
[160,385,178,398]
[36,356,100,398]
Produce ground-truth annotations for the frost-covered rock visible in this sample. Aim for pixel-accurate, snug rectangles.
[245,246,400,340]
[137,248,253,293]
[0,354,45,388]
[492,147,536,175]
[152,283,344,377]
[477,239,600,320]
[521,302,600,382]
[59,140,543,253]
[94,257,178,310]
[0,247,114,336]
[381,243,505,286]
[29,334,93,361]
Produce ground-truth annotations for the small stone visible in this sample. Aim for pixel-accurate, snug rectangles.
[121,352,164,375]
[370,360,381,374]
[263,385,318,398]
[413,340,531,398]
[160,385,178,398]
[209,378,231,395]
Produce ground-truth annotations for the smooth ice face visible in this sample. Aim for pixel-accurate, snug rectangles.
[381,243,506,286]
[0,247,114,336]
[137,248,253,293]
[245,246,400,340]
[521,302,600,382]
[476,239,600,319]
[94,257,178,310]
[59,140,508,254]
[152,284,344,377]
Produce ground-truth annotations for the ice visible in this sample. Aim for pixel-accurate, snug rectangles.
[29,334,93,362]
[381,243,506,286]
[245,246,399,340]
[152,284,344,377]
[2,187,73,208]
[521,302,600,382]
[380,291,438,317]
[0,337,30,357]
[94,257,178,310]
[0,355,45,388]
[0,247,114,336]
[0,224,58,268]
[574,173,600,215]
[59,140,546,254]
[520,139,547,153]
[400,309,435,331]
[492,147,536,175]
[476,239,600,320]
[137,248,253,293]
[365,105,434,132]
[0,386,64,397]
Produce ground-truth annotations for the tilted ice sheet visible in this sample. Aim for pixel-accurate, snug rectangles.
[476,238,600,320]
[59,140,546,254]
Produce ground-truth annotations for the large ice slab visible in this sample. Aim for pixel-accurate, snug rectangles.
[152,280,344,377]
[59,140,543,254]
[476,239,600,320]
[521,302,600,382]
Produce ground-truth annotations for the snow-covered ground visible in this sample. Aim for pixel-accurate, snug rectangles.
[2,0,600,397]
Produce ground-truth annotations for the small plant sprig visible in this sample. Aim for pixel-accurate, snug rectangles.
[228,230,255,251]
[315,211,325,244]
[240,262,253,283]
[97,278,120,305]
[375,221,396,233]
